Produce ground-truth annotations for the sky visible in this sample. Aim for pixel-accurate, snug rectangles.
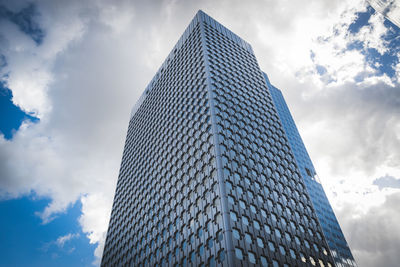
[0,0,399,266]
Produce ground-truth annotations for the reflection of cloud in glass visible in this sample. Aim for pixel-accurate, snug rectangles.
[368,0,400,28]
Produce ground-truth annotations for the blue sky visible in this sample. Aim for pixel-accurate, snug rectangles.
[0,197,95,266]
[0,0,399,266]
[0,86,95,265]
[0,2,106,265]
[347,6,400,78]
[0,83,38,139]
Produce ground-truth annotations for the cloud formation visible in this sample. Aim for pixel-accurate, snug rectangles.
[56,233,80,248]
[0,0,399,265]
[338,192,400,267]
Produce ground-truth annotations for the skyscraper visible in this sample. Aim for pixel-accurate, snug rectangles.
[101,10,353,267]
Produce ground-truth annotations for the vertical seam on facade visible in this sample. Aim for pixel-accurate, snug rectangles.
[198,11,235,266]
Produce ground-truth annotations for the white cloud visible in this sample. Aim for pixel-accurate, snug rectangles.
[337,192,400,267]
[79,193,113,265]
[0,0,86,117]
[41,232,80,253]
[56,233,80,248]
[354,11,389,55]
[0,0,399,265]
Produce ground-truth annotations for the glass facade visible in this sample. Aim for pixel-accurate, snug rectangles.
[263,73,357,267]
[101,10,352,267]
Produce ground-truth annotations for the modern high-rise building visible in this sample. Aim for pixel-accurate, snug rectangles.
[101,10,354,267]
[264,74,356,267]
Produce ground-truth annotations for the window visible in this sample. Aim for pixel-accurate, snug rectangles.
[250,204,257,213]
[268,241,275,252]
[290,249,296,259]
[228,195,235,204]
[242,215,249,225]
[295,236,300,246]
[300,253,306,263]
[209,256,216,267]
[248,252,256,264]
[279,245,286,255]
[256,237,264,248]
[304,239,310,249]
[230,211,237,222]
[275,229,281,238]
[261,208,267,218]
[190,234,195,244]
[233,172,240,182]
[264,224,271,234]
[285,232,291,242]
[207,238,213,249]
[235,248,243,260]
[217,230,224,242]
[260,256,268,267]
[245,233,252,244]
[307,227,314,236]
[276,203,283,212]
[239,200,246,209]
[215,213,222,225]
[236,186,243,195]
[198,245,204,256]
[232,228,240,240]
[197,228,203,238]
[310,256,316,266]
[218,250,225,262]
[316,231,322,240]
[214,197,221,209]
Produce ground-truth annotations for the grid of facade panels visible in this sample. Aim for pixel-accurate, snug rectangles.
[202,13,334,266]
[102,20,228,266]
[102,10,344,267]
[264,74,357,267]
